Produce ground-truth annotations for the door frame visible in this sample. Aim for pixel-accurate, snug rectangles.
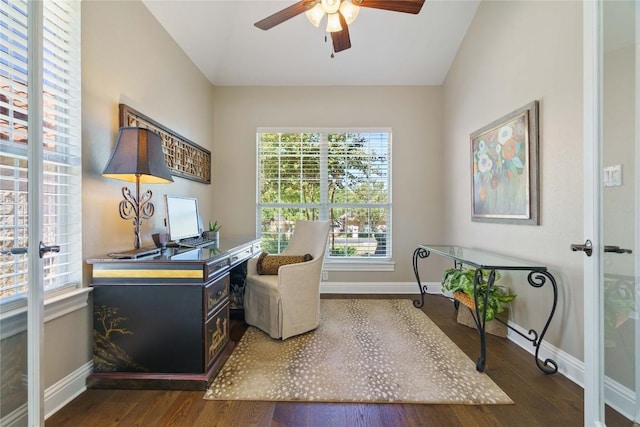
[636,1,640,420]
[26,1,45,425]
[583,0,605,425]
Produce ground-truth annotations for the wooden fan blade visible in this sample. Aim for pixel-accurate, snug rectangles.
[356,0,425,14]
[254,0,316,30]
[331,14,351,53]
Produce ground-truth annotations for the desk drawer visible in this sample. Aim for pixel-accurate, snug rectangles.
[205,273,229,318]
[205,256,229,281]
[205,303,229,369]
[230,245,253,267]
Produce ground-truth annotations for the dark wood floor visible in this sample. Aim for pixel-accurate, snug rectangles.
[47,294,633,427]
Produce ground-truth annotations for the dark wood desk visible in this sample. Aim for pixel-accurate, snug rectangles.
[87,237,260,390]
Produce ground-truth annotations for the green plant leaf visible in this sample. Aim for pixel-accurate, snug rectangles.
[441,266,515,321]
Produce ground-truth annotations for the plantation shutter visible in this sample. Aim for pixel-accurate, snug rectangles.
[257,130,391,259]
[0,0,82,303]
[326,131,391,258]
[258,131,321,204]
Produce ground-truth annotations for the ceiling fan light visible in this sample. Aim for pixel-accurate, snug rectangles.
[305,3,325,27]
[321,0,341,14]
[339,1,359,25]
[326,13,342,32]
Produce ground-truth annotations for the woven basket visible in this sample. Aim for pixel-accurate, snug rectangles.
[454,291,507,337]
[453,291,476,310]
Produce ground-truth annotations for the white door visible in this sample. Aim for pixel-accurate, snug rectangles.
[0,2,74,425]
[583,1,639,425]
[0,3,46,426]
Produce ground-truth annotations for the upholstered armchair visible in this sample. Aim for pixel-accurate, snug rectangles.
[244,220,330,340]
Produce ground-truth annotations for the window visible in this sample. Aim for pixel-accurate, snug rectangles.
[257,129,391,261]
[0,0,82,304]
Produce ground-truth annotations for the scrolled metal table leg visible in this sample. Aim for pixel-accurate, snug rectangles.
[527,270,559,374]
[412,247,430,308]
[472,268,495,372]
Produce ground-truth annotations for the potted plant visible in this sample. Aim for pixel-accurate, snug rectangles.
[204,220,221,241]
[441,267,516,322]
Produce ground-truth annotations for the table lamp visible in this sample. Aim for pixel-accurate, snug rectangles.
[102,127,173,249]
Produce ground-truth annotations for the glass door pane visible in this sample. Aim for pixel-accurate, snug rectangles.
[602,0,637,423]
[0,0,31,422]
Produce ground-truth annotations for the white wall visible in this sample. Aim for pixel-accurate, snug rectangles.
[82,0,215,262]
[212,86,447,283]
[442,1,584,359]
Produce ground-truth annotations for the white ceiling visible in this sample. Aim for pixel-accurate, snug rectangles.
[142,0,480,86]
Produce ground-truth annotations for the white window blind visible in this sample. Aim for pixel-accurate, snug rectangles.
[257,130,391,259]
[0,0,82,303]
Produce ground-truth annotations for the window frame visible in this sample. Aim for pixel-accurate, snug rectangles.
[256,127,393,270]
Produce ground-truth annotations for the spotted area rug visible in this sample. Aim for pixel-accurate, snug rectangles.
[205,299,512,404]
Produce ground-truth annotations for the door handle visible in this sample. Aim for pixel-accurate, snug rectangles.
[604,245,632,254]
[1,243,63,257]
[1,247,28,255]
[39,241,60,258]
[571,240,593,256]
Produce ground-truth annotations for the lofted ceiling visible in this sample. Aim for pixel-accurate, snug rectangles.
[142,0,480,86]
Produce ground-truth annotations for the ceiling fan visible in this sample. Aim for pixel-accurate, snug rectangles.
[254,0,425,54]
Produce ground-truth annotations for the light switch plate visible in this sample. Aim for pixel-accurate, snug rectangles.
[604,164,622,187]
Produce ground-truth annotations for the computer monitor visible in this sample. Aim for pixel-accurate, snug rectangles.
[164,195,201,242]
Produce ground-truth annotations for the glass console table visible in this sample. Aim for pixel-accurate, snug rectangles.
[412,244,558,374]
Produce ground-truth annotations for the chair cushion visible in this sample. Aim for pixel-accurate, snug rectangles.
[256,252,313,275]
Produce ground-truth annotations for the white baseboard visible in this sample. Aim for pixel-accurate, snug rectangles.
[604,374,637,422]
[45,360,93,420]
[0,361,92,426]
[321,281,637,422]
[507,321,636,421]
[506,321,585,386]
[320,281,441,295]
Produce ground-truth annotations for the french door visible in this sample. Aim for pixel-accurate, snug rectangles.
[583,0,639,425]
[1,3,48,425]
[0,1,81,425]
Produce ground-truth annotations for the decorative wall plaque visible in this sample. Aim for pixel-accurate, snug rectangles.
[119,104,211,184]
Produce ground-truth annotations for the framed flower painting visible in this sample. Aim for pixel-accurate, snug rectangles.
[471,101,539,225]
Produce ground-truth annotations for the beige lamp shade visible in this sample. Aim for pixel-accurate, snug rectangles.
[102,127,173,184]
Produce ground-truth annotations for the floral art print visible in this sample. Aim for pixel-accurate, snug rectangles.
[471,101,539,225]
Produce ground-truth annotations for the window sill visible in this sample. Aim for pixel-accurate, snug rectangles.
[0,287,92,339]
[324,259,395,272]
[44,287,92,322]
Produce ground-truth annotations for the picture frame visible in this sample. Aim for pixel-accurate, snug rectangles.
[470,100,539,225]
